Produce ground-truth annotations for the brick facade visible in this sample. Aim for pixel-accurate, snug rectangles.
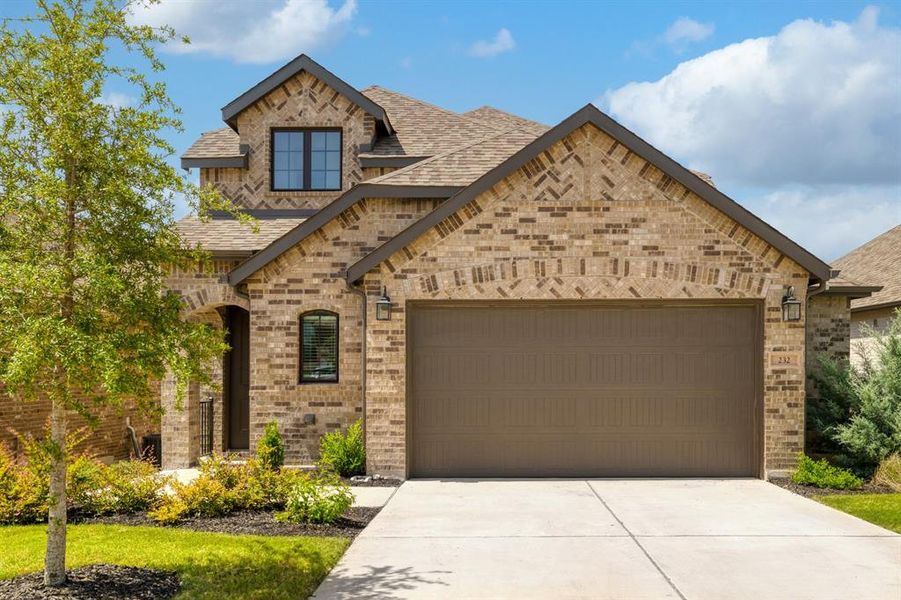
[199,70,376,211]
[161,71,839,478]
[0,386,158,462]
[361,124,809,478]
[805,294,851,397]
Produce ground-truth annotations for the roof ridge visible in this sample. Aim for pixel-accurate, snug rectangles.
[465,105,547,128]
[368,124,533,184]
[362,85,508,132]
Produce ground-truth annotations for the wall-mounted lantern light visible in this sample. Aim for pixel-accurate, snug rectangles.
[375,288,392,321]
[782,286,801,322]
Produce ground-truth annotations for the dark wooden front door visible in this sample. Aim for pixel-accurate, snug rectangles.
[223,306,250,450]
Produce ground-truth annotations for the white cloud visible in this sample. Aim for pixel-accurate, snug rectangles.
[98,92,135,109]
[604,7,901,187]
[740,184,901,261]
[468,28,515,58]
[129,0,357,64]
[663,17,714,45]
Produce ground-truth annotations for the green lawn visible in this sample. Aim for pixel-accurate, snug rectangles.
[0,524,349,599]
[816,493,901,533]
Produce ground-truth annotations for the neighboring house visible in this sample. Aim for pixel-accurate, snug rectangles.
[166,54,877,479]
[832,225,899,365]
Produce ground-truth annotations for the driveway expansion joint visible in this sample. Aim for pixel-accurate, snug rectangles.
[586,481,689,600]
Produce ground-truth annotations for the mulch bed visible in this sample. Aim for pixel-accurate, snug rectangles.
[0,565,180,600]
[73,506,380,538]
[770,478,894,499]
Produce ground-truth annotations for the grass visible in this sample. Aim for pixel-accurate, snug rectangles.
[816,493,901,533]
[0,524,349,599]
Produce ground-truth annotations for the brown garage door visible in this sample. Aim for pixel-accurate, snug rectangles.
[409,302,760,477]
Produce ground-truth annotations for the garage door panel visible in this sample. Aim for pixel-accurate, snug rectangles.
[409,303,759,477]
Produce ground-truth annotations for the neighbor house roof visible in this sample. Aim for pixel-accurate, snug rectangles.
[345,104,834,284]
[177,217,306,258]
[832,225,901,311]
[220,54,393,134]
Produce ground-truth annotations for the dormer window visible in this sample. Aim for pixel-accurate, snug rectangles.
[271,128,342,191]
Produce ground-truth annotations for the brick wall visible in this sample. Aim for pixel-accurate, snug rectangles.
[241,198,443,464]
[161,259,246,468]
[805,294,851,398]
[198,71,375,211]
[0,386,159,462]
[361,123,810,478]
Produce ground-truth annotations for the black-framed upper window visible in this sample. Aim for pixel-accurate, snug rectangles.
[300,311,338,383]
[271,129,341,192]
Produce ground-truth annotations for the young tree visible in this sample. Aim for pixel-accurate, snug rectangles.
[0,0,244,585]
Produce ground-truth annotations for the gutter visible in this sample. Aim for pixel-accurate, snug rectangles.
[346,280,367,439]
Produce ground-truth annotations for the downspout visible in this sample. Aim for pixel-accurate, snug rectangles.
[346,280,367,436]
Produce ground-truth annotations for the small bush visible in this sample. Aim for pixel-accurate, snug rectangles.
[807,309,901,474]
[0,445,48,525]
[277,472,354,524]
[257,421,285,471]
[67,459,165,516]
[149,475,234,524]
[318,420,365,477]
[874,454,901,492]
[791,454,863,490]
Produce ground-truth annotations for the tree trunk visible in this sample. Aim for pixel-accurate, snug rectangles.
[44,398,67,586]
[45,161,76,587]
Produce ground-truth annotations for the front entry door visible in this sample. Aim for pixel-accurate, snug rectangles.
[224,306,250,450]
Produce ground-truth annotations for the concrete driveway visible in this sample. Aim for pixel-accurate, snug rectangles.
[313,479,900,599]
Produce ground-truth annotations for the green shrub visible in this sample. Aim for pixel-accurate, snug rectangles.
[318,420,365,477]
[808,309,901,474]
[791,453,863,490]
[257,421,285,471]
[874,454,901,492]
[149,475,234,524]
[67,459,165,516]
[0,444,48,524]
[277,471,354,524]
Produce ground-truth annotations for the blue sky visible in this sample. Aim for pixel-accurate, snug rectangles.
[4,0,900,261]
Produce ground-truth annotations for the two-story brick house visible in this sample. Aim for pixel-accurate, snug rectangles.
[164,54,877,479]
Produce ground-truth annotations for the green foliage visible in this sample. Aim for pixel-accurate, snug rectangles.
[318,420,365,477]
[0,445,48,525]
[149,454,305,523]
[807,310,901,473]
[257,421,285,471]
[874,454,901,493]
[791,454,863,490]
[70,459,165,516]
[277,472,354,525]
[149,476,234,524]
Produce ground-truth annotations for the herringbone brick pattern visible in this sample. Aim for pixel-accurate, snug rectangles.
[200,71,374,210]
[362,123,811,477]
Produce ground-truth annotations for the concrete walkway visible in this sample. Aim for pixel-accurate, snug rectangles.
[312,479,900,599]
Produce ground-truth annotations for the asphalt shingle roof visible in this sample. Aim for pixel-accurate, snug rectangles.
[177,217,305,254]
[360,86,510,157]
[182,128,242,159]
[832,225,901,311]
[369,126,545,187]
